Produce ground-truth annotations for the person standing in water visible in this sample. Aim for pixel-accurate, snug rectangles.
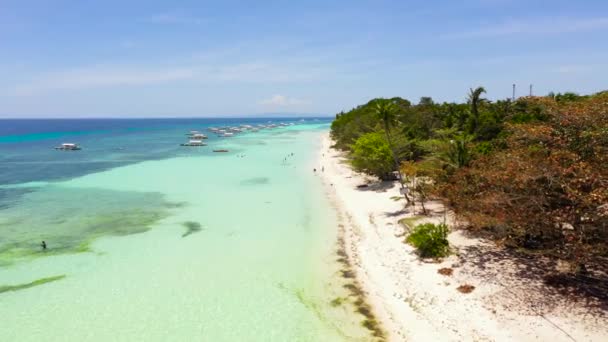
[41,241,47,250]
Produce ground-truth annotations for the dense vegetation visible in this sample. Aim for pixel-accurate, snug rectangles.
[331,89,608,273]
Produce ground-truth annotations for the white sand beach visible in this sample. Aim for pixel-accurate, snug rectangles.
[318,132,608,342]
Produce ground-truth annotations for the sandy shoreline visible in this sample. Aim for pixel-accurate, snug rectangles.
[317,132,607,342]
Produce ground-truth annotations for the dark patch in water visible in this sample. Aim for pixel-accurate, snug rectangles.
[0,275,66,294]
[0,186,173,266]
[0,188,34,210]
[240,177,270,186]
[181,221,203,238]
[275,283,352,340]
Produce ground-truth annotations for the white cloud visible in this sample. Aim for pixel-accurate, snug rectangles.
[259,95,307,107]
[444,16,608,39]
[10,66,195,96]
[6,58,329,97]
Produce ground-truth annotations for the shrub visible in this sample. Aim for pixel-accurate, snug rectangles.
[406,223,450,258]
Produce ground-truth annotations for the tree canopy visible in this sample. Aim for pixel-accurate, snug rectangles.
[331,89,608,274]
[351,132,394,180]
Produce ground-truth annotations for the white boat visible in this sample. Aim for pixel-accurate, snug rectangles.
[181,139,207,146]
[191,133,208,139]
[221,132,234,137]
[55,143,81,150]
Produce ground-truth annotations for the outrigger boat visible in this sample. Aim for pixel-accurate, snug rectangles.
[181,139,207,147]
[55,143,81,150]
[190,133,208,139]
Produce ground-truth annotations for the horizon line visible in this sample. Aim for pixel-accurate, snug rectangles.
[0,114,334,120]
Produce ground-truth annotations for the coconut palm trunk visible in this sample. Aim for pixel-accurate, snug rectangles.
[376,100,412,205]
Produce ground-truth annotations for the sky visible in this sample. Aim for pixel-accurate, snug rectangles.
[1,0,607,118]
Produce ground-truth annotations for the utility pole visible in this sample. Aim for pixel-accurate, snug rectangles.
[512,84,516,101]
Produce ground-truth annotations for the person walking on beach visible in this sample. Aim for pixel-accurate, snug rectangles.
[41,241,47,250]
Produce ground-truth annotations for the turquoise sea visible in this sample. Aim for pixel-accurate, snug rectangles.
[0,119,370,341]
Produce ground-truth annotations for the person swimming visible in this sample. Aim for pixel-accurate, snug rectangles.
[41,241,47,250]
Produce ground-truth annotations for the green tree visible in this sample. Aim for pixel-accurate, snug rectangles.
[418,97,434,106]
[375,100,411,203]
[351,132,394,180]
[467,86,486,134]
[444,134,473,169]
[554,92,585,103]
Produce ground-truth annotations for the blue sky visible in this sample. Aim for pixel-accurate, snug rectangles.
[1,0,607,117]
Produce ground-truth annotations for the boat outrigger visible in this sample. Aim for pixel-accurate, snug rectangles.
[213,149,229,153]
[55,143,81,150]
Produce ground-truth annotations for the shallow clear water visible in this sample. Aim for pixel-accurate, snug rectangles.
[0,119,369,341]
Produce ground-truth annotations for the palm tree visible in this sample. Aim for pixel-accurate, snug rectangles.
[445,134,473,169]
[467,86,486,133]
[374,99,411,204]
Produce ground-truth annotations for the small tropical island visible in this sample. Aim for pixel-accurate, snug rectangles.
[321,88,608,341]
